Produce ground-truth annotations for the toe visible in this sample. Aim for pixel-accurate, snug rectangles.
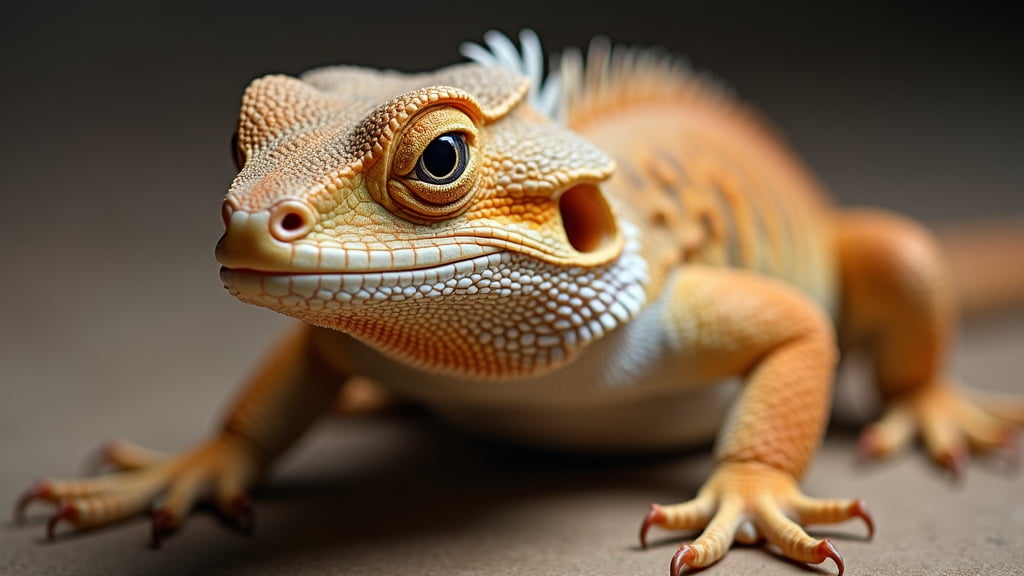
[15,481,56,523]
[754,496,846,573]
[149,467,205,545]
[16,475,125,523]
[221,494,256,534]
[98,439,169,474]
[640,492,715,549]
[679,495,743,569]
[970,389,1024,427]
[792,495,874,540]
[150,508,177,548]
[47,501,79,541]
[859,404,914,459]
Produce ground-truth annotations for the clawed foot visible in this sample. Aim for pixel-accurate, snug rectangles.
[14,435,259,544]
[640,462,872,575]
[858,381,1022,479]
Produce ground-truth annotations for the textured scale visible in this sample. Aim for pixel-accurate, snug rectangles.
[559,47,836,311]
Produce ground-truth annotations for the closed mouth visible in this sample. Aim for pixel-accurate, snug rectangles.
[219,251,522,309]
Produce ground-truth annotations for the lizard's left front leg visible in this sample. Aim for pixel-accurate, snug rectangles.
[641,266,871,575]
[16,324,348,544]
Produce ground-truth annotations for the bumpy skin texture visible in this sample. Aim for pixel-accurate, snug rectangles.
[17,30,1024,575]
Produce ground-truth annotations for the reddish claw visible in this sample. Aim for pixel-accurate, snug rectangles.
[14,481,53,524]
[226,494,256,534]
[856,429,882,461]
[850,499,875,540]
[47,501,78,541]
[151,508,176,549]
[640,503,666,549]
[669,544,695,576]
[1001,430,1020,469]
[814,539,844,576]
[940,447,967,483]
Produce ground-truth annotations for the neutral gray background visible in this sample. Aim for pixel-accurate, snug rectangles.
[2,2,1023,575]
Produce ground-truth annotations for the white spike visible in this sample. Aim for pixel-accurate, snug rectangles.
[586,35,611,98]
[483,30,525,71]
[536,68,562,120]
[461,29,563,122]
[461,29,746,131]
[519,29,543,89]
[558,46,584,120]
[459,41,499,67]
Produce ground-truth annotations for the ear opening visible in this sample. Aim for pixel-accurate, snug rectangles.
[558,183,620,254]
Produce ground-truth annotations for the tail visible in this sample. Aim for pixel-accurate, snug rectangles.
[933,217,1024,318]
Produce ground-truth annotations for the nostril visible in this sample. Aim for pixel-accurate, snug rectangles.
[269,199,316,242]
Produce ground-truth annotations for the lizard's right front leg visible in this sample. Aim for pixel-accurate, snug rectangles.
[15,323,348,545]
[640,266,871,575]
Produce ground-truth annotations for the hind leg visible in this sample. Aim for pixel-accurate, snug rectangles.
[835,208,1018,474]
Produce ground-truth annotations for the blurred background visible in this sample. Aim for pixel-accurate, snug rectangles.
[1,2,1022,575]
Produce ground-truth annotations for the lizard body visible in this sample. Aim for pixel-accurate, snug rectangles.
[17,30,1024,575]
[218,34,836,450]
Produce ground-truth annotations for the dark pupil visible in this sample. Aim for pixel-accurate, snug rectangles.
[421,134,459,179]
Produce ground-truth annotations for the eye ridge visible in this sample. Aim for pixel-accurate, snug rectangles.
[414,132,468,186]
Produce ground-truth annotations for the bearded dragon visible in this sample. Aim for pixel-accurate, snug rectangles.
[16,30,1024,575]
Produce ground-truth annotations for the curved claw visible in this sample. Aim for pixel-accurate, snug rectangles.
[850,499,875,540]
[226,495,256,534]
[670,544,695,576]
[151,508,176,549]
[939,447,967,483]
[856,429,882,461]
[1001,430,1021,469]
[46,501,77,541]
[14,482,53,524]
[640,503,666,549]
[814,539,844,576]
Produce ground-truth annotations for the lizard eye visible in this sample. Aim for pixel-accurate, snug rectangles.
[378,106,481,222]
[414,133,468,185]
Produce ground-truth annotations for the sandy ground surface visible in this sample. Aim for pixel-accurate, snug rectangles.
[2,317,1023,576]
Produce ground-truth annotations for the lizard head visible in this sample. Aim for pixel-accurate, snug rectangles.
[217,36,647,380]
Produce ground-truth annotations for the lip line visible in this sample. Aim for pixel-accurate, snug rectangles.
[218,251,506,278]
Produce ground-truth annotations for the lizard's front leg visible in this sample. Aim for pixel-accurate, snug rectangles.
[641,266,871,575]
[836,208,1022,474]
[16,323,348,544]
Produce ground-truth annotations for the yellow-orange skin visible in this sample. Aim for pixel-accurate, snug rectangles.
[17,34,1024,576]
